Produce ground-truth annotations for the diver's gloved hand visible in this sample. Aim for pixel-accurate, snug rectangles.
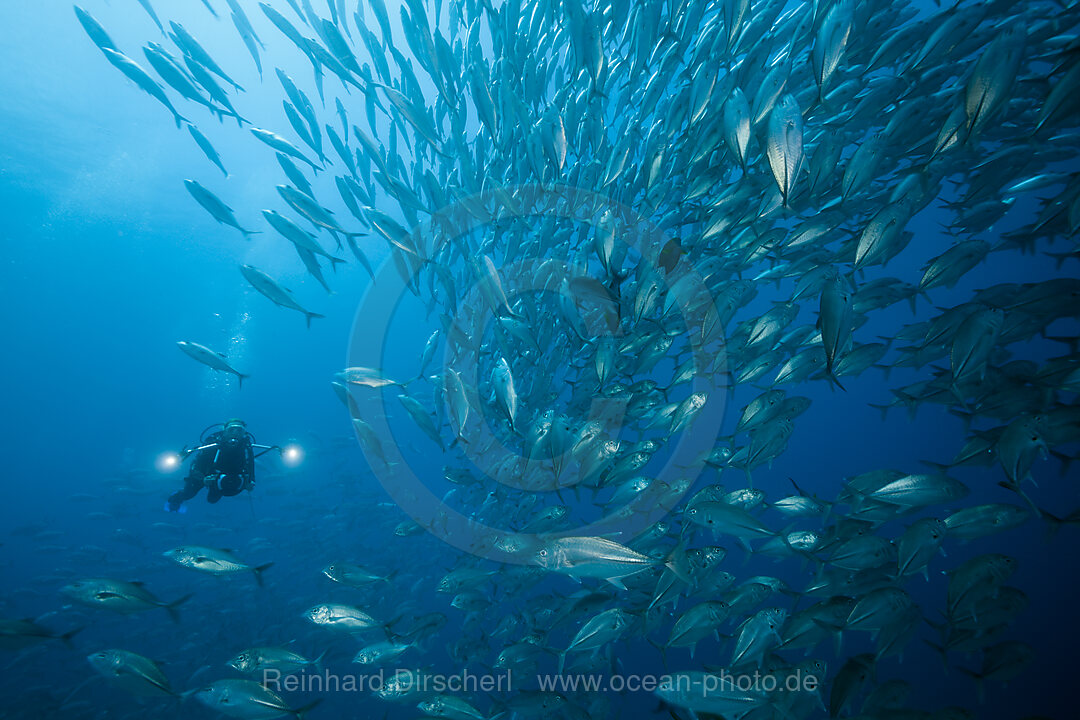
[165,499,182,513]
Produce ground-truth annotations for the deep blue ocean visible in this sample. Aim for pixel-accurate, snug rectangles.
[1,1,1078,719]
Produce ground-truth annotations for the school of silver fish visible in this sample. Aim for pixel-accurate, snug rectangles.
[6,0,1080,718]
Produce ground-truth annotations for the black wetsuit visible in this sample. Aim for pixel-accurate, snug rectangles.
[167,431,255,509]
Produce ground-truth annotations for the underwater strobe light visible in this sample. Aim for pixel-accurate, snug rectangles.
[281,443,304,468]
[156,451,182,473]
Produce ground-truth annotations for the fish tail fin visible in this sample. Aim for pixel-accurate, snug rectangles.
[646,637,669,672]
[1051,449,1077,478]
[382,614,405,641]
[305,312,326,329]
[999,481,1043,520]
[1047,335,1080,355]
[60,626,84,649]
[252,562,274,587]
[948,407,975,433]
[825,361,847,392]
[1040,507,1065,540]
[165,593,194,624]
[556,650,567,674]
[663,555,691,586]
[1046,251,1074,270]
[241,229,263,240]
[311,648,329,674]
[789,477,807,496]
[868,402,892,421]
[948,383,974,413]
[293,699,323,720]
[923,639,949,673]
[237,373,250,389]
[957,667,985,702]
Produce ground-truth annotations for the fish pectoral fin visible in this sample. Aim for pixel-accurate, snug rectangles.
[94,591,122,599]
[116,665,166,690]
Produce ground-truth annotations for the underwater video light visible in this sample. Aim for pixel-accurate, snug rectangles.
[156,451,182,473]
[281,443,304,467]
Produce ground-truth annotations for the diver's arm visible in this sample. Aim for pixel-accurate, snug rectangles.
[251,443,280,458]
[180,442,219,459]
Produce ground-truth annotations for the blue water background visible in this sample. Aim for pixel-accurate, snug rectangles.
[0,1,1077,718]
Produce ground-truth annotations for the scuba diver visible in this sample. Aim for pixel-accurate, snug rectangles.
[166,419,280,512]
